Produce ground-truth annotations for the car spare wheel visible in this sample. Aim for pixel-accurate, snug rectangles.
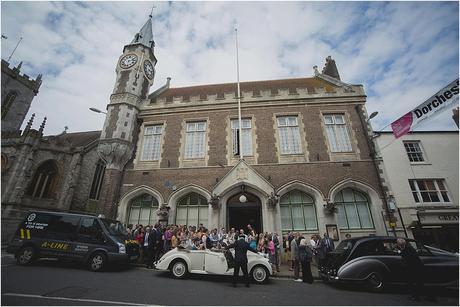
[89,252,107,272]
[171,260,188,279]
[251,265,269,284]
[367,272,384,292]
[17,246,36,265]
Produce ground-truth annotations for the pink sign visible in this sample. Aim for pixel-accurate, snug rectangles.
[391,112,413,138]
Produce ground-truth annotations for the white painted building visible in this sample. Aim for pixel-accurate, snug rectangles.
[374,131,459,252]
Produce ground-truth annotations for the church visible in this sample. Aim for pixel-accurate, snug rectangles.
[96,15,388,239]
[1,14,389,242]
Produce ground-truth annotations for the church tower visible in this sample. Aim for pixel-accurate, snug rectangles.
[97,15,157,217]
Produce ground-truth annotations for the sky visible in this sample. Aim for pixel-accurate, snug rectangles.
[1,1,459,135]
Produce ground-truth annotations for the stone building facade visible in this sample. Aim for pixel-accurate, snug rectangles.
[374,131,459,252]
[1,60,42,134]
[1,60,105,243]
[96,17,389,240]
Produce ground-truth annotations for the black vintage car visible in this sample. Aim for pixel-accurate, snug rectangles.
[319,236,459,291]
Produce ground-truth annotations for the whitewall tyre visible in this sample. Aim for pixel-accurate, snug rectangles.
[367,272,384,292]
[171,260,188,279]
[251,265,269,284]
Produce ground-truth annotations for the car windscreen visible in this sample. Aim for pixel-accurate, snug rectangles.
[334,239,355,253]
[100,219,128,238]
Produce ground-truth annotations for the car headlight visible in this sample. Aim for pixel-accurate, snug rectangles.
[117,242,126,254]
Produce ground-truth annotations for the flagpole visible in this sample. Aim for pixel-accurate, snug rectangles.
[7,36,22,63]
[235,26,243,160]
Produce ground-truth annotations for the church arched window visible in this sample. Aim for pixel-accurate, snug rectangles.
[175,192,208,227]
[127,194,158,226]
[334,188,374,229]
[280,190,318,231]
[27,160,59,199]
[2,91,18,119]
[89,159,106,200]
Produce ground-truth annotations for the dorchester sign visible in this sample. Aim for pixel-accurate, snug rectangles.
[391,79,459,138]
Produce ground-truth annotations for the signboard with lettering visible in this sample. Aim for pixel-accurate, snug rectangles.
[418,211,459,225]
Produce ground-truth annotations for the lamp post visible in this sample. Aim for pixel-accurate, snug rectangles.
[89,107,107,114]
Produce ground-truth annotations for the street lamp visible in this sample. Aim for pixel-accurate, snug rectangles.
[369,111,379,120]
[89,107,107,114]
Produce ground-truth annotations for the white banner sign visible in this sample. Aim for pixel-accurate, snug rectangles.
[391,79,459,138]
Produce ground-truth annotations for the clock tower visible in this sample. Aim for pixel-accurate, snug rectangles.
[97,16,157,217]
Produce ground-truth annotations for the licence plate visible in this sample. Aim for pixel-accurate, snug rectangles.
[130,255,138,260]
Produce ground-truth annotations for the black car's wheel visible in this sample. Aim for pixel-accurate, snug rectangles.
[16,246,36,265]
[88,252,107,272]
[251,265,269,284]
[367,272,384,292]
[170,260,188,279]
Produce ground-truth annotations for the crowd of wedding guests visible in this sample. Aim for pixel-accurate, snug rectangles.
[125,223,283,273]
[125,222,335,282]
[282,232,335,283]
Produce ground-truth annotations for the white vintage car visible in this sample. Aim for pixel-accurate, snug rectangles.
[154,247,272,283]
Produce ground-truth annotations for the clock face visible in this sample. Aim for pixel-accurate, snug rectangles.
[119,54,138,69]
[143,60,154,80]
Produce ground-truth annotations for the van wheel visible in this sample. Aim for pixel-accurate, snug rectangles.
[367,272,384,292]
[170,260,188,279]
[16,246,36,265]
[251,265,269,284]
[89,252,106,272]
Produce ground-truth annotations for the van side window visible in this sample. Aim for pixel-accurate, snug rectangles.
[77,218,104,244]
[46,215,80,240]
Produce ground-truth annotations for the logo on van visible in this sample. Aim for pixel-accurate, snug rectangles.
[27,213,36,222]
[41,242,70,251]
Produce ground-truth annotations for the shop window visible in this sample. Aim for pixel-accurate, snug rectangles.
[323,114,352,152]
[409,179,450,203]
[280,190,317,231]
[175,192,208,227]
[231,118,253,156]
[403,141,425,162]
[277,116,302,154]
[335,188,374,230]
[27,160,59,199]
[89,159,105,200]
[1,91,17,119]
[185,122,207,159]
[141,124,163,161]
[127,194,159,226]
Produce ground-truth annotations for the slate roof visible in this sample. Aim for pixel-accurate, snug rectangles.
[52,130,101,148]
[154,76,337,102]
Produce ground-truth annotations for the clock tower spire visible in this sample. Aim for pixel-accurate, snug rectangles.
[96,14,157,217]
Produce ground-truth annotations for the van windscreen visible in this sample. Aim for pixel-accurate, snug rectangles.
[100,219,128,237]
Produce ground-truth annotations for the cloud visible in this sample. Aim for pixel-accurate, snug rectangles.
[1,1,458,135]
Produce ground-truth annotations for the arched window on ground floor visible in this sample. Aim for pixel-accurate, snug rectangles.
[127,194,159,227]
[280,189,318,232]
[175,192,208,228]
[334,188,374,229]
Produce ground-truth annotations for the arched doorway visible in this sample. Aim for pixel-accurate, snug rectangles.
[227,192,262,233]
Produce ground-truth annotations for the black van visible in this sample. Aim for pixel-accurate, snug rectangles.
[7,211,139,271]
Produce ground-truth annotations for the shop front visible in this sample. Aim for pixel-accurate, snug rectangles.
[412,210,459,252]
